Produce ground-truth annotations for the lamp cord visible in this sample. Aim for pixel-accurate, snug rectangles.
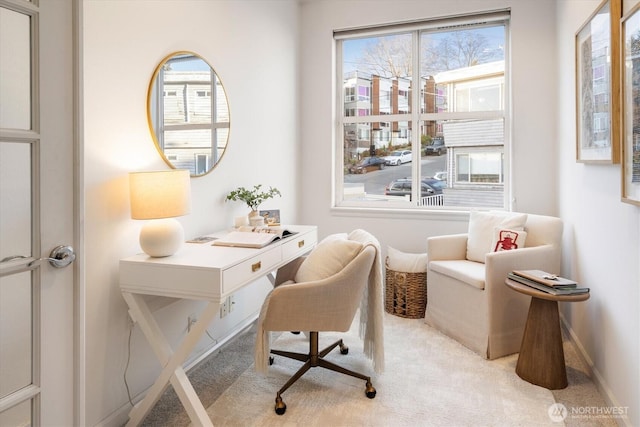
[124,320,134,407]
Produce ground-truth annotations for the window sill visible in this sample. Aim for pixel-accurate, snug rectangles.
[330,205,472,221]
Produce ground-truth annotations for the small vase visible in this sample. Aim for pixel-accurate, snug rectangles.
[248,209,264,227]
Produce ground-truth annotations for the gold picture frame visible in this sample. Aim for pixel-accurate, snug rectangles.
[575,0,621,164]
[621,3,640,205]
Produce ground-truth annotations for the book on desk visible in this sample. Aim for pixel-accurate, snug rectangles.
[212,226,298,248]
[508,270,590,296]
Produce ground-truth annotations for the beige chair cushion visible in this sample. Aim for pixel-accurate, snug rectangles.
[386,246,428,273]
[429,259,486,289]
[294,236,363,283]
[466,211,527,262]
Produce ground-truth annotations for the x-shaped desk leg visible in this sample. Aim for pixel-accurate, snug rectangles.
[122,292,219,427]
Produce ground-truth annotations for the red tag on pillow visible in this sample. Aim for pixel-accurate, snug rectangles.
[494,230,520,251]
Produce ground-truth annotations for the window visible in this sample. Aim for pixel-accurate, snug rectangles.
[358,86,370,101]
[335,11,509,209]
[195,153,210,175]
[455,152,503,183]
[345,86,356,102]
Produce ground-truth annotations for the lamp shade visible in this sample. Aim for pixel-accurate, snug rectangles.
[129,170,191,257]
[129,170,191,220]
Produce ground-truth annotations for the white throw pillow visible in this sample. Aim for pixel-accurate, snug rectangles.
[466,211,527,263]
[294,235,363,283]
[386,246,428,273]
[491,227,527,252]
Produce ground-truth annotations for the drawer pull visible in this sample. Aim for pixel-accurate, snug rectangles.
[251,261,262,272]
[298,240,305,248]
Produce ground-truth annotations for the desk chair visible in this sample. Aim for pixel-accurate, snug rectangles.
[255,230,384,415]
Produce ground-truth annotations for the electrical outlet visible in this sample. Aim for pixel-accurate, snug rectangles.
[187,314,197,332]
[220,299,229,318]
[228,294,236,313]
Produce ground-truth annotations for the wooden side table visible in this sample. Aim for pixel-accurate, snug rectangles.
[505,278,589,390]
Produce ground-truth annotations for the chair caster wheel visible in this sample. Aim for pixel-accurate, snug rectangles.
[275,395,287,415]
[269,356,274,365]
[365,380,376,399]
[339,343,349,355]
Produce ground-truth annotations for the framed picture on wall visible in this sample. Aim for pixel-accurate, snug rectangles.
[575,0,621,164]
[621,3,640,205]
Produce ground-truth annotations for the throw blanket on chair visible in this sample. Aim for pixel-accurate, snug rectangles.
[348,229,385,374]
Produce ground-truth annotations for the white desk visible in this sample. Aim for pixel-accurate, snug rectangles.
[120,225,317,426]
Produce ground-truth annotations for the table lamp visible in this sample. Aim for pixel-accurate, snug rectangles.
[129,169,191,257]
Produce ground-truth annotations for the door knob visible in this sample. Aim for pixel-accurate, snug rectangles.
[29,245,76,268]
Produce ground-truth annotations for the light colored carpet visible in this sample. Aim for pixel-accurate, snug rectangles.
[205,313,561,426]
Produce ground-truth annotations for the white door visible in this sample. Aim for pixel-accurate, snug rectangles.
[0,1,77,425]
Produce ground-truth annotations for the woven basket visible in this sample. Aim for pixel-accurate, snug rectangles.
[385,266,427,319]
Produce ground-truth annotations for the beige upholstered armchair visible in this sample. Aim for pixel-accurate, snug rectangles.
[255,229,385,415]
[424,212,563,360]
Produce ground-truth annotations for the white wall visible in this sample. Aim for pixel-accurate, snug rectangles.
[556,1,639,426]
[82,1,300,425]
[300,0,638,426]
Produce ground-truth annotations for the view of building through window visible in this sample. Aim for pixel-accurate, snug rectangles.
[337,15,509,209]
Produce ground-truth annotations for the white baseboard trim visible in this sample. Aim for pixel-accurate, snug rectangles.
[96,313,258,427]
[560,314,631,427]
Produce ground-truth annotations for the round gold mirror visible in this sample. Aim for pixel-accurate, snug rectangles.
[147,51,230,176]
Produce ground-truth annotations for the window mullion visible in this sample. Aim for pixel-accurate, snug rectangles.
[411,30,421,205]
[335,39,345,207]
[420,111,504,121]
[343,113,413,124]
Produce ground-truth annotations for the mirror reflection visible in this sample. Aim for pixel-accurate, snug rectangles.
[147,52,230,176]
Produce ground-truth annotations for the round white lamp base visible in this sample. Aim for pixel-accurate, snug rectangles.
[140,218,184,257]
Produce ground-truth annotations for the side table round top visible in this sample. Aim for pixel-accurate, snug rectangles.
[505,278,590,302]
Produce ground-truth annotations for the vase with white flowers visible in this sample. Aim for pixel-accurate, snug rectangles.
[225,185,281,225]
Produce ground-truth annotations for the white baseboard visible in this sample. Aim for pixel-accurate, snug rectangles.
[560,314,631,427]
[96,313,258,427]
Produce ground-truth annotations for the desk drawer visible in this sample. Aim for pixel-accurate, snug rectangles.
[222,246,281,294]
[282,229,317,261]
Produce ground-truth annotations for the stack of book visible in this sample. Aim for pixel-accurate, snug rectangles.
[507,270,590,295]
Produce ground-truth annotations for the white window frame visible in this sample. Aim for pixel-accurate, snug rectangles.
[333,11,511,212]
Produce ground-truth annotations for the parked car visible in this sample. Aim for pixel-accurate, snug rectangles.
[433,171,447,181]
[424,138,446,155]
[383,150,412,165]
[384,177,446,200]
[349,156,386,174]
